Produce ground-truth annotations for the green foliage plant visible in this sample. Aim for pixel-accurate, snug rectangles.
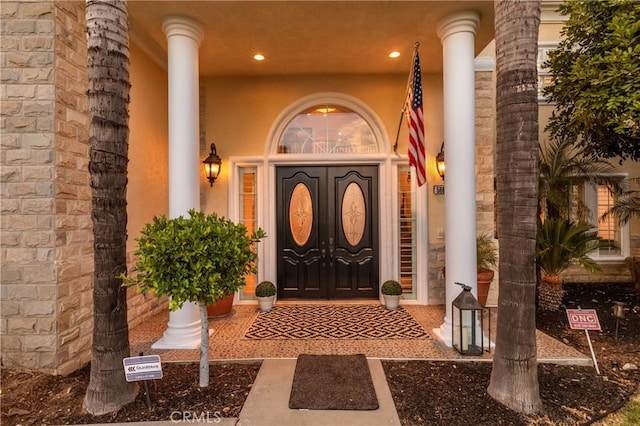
[255,281,276,297]
[535,217,605,279]
[539,137,621,220]
[381,280,403,296]
[476,233,498,272]
[123,209,266,387]
[544,0,640,161]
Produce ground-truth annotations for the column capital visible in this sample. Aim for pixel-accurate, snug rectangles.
[437,10,480,41]
[162,15,204,45]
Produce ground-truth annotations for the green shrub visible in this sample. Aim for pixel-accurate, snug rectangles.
[255,281,276,297]
[381,280,403,296]
[123,209,266,310]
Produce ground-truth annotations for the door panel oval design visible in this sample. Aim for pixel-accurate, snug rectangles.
[289,183,313,246]
[342,182,366,246]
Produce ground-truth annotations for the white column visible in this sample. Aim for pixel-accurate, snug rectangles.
[153,16,204,350]
[435,11,480,346]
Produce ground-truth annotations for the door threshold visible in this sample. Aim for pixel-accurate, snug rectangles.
[276,299,381,305]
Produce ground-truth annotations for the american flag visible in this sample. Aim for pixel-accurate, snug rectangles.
[407,51,426,186]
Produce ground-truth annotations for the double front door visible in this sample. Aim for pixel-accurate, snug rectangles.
[276,166,379,299]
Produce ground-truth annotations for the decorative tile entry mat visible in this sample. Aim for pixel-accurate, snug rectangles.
[243,304,429,339]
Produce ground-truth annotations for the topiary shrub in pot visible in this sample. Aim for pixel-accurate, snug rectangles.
[122,209,266,387]
[381,280,403,310]
[255,281,276,312]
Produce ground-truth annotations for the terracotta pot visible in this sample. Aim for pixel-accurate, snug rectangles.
[476,269,495,307]
[443,267,494,307]
[207,293,234,318]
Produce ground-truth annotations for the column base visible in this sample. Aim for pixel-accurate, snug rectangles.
[434,318,453,347]
[152,302,202,349]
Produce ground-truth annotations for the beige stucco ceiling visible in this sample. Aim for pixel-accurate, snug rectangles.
[128,1,495,77]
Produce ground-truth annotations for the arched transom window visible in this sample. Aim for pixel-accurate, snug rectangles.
[278,105,377,154]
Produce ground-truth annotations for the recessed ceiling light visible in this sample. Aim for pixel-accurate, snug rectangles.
[389,51,401,59]
[253,53,265,61]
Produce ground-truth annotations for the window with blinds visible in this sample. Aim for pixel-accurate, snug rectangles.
[239,167,259,297]
[398,166,416,296]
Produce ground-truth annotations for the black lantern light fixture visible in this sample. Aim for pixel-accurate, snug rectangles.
[433,142,446,195]
[203,143,222,186]
[435,141,446,181]
[452,282,484,355]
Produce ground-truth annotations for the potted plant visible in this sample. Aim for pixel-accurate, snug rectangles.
[476,233,498,307]
[255,281,276,312]
[443,234,498,307]
[535,217,605,311]
[122,209,266,387]
[381,280,403,310]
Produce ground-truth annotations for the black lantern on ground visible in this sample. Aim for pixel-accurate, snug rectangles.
[452,282,484,355]
[203,143,222,186]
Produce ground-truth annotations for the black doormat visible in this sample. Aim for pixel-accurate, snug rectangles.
[289,354,379,410]
[244,304,429,339]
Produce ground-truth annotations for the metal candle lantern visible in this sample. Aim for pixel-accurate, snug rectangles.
[452,282,484,355]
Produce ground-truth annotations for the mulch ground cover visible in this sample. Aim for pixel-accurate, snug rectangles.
[1,282,638,425]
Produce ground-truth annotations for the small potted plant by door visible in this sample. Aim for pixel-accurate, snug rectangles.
[381,280,403,310]
[255,281,276,312]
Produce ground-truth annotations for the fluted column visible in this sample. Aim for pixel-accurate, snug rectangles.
[152,16,204,350]
[436,11,480,346]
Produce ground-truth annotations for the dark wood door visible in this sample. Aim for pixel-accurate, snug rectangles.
[276,166,379,299]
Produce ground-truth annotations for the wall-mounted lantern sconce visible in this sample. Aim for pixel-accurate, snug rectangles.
[433,142,445,195]
[203,143,222,186]
[436,142,445,181]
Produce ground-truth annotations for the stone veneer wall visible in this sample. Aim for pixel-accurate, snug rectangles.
[53,1,93,375]
[2,1,166,374]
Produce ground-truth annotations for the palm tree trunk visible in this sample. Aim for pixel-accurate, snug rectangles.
[83,0,138,415]
[487,0,542,414]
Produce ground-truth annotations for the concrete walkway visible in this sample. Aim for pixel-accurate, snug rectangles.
[237,358,400,426]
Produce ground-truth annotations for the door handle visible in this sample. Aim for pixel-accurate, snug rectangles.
[321,241,327,268]
[328,237,334,267]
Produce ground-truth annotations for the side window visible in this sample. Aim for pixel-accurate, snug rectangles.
[239,166,259,298]
[581,180,628,259]
[397,165,417,298]
[537,43,558,101]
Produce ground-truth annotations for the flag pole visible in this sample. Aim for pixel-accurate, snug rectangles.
[393,42,420,155]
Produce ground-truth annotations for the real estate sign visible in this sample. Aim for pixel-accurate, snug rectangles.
[123,354,163,382]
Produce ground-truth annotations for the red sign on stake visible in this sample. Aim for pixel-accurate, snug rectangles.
[566,309,601,331]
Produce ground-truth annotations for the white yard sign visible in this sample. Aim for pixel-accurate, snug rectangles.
[123,354,163,382]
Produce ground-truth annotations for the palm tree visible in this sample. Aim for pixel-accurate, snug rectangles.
[601,179,640,225]
[488,0,542,414]
[83,0,138,415]
[539,136,621,221]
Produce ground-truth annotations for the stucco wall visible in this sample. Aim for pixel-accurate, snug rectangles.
[201,73,445,215]
[126,42,170,326]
